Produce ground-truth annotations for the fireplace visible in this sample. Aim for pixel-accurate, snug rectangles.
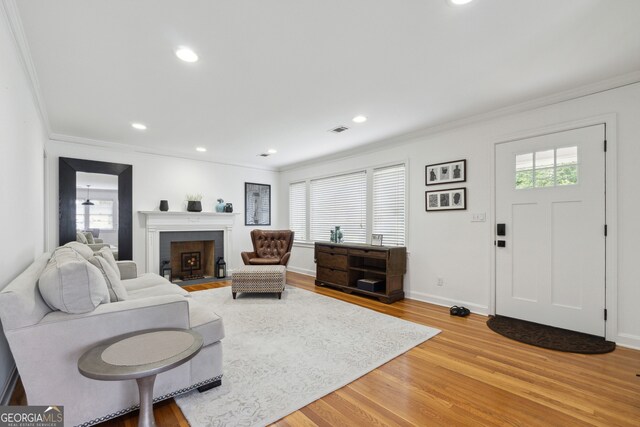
[159,230,224,283]
[140,211,235,281]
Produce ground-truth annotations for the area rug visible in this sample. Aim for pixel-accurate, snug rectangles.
[175,286,440,426]
[487,315,615,354]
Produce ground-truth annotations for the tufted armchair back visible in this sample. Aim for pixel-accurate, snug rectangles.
[241,230,295,266]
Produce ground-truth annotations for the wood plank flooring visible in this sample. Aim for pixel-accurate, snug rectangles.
[11,272,640,426]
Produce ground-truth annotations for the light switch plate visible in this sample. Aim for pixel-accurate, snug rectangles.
[472,212,486,222]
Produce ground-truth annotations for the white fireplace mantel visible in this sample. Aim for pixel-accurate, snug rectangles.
[139,211,238,275]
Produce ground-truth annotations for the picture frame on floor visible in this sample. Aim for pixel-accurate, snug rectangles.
[426,187,467,211]
[245,182,271,226]
[425,159,466,186]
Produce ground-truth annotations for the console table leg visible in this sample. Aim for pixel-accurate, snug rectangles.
[136,375,157,427]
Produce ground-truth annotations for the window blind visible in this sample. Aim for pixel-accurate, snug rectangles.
[310,171,366,243]
[372,164,406,246]
[289,181,307,241]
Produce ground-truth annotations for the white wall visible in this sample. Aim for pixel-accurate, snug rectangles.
[279,82,640,349]
[0,9,46,402]
[46,141,281,273]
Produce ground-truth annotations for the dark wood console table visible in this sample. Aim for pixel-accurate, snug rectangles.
[314,242,406,303]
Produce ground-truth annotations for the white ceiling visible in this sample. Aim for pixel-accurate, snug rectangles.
[15,0,640,168]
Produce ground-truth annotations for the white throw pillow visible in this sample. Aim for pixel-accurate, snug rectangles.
[88,256,128,302]
[76,231,88,244]
[63,241,94,259]
[96,247,120,279]
[38,248,109,314]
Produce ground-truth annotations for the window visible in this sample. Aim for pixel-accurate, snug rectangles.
[310,171,367,243]
[76,199,115,230]
[516,146,578,189]
[289,182,307,241]
[373,164,406,246]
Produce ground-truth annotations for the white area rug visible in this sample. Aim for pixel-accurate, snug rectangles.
[175,286,440,426]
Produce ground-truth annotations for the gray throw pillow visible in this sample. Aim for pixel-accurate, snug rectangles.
[96,247,120,279]
[76,231,88,244]
[83,231,95,244]
[88,256,128,302]
[38,248,109,314]
[63,241,94,259]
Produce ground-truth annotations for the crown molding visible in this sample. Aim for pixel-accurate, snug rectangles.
[48,133,279,172]
[279,71,640,172]
[1,0,51,134]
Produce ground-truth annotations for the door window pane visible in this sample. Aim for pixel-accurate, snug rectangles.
[534,150,555,188]
[515,146,578,190]
[515,153,533,189]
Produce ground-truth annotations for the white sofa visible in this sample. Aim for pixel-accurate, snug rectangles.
[0,249,224,427]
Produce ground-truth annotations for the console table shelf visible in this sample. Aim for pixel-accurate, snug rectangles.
[314,242,406,303]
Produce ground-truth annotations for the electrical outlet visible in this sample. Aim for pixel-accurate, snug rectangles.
[437,277,444,286]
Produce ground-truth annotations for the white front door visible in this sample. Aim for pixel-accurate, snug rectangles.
[495,124,606,336]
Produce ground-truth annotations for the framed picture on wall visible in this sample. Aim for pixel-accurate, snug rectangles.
[426,187,467,211]
[425,159,466,185]
[245,182,271,226]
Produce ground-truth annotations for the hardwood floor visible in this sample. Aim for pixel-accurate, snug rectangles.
[11,272,640,426]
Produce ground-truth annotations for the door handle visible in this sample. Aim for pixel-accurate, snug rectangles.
[497,240,506,247]
[497,223,506,236]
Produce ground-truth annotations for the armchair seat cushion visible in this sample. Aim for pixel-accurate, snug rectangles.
[247,257,281,265]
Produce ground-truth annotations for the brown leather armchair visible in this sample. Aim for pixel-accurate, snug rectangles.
[241,229,295,266]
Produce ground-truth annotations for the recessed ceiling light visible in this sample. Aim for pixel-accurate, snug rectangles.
[352,115,367,123]
[267,149,278,154]
[450,0,474,5]
[196,147,207,152]
[131,123,147,130]
[175,47,199,63]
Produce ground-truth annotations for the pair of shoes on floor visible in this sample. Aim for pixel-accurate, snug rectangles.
[450,305,470,317]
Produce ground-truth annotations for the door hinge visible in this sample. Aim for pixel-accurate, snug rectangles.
[604,224,608,236]
[604,309,608,321]
[604,139,607,152]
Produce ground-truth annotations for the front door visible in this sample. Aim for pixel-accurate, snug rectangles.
[495,124,606,336]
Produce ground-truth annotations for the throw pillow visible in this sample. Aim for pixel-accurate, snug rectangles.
[76,231,88,244]
[63,241,94,259]
[96,247,120,279]
[38,248,109,314]
[88,256,128,302]
[83,231,95,244]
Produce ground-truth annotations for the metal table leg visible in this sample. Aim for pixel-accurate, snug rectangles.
[136,375,157,427]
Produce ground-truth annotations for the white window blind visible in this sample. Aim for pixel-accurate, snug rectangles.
[373,164,406,246]
[289,182,307,241]
[310,171,366,243]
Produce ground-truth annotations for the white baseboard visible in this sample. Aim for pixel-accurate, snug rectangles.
[287,266,316,277]
[404,290,489,316]
[615,333,640,350]
[0,365,18,405]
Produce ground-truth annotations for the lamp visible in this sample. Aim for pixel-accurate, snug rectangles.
[81,185,94,206]
[161,261,172,282]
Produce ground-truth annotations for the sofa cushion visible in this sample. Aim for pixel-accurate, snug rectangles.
[187,298,224,345]
[127,283,189,299]
[96,247,120,279]
[88,256,129,302]
[123,273,171,291]
[38,248,109,314]
[63,241,94,259]
[83,231,95,244]
[76,231,88,244]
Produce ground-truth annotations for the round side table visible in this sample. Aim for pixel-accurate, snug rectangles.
[78,328,203,427]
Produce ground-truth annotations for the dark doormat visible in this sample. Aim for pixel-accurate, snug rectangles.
[487,315,615,354]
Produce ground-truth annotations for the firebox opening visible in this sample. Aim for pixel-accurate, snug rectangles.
[170,240,215,282]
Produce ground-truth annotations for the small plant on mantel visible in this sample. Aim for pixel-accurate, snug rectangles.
[186,193,203,212]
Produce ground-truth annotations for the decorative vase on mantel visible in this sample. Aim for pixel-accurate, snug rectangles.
[159,200,169,212]
[216,199,225,213]
[187,201,202,212]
